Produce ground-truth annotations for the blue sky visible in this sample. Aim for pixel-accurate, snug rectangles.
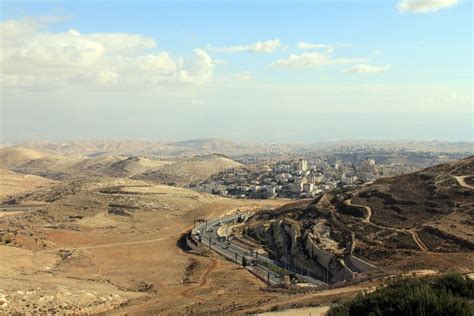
[1,0,472,142]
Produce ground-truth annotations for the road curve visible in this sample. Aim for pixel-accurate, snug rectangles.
[192,213,326,286]
[454,175,474,190]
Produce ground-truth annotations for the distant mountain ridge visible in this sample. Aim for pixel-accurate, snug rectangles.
[5,138,473,158]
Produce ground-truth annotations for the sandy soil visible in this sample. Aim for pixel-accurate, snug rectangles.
[5,165,465,314]
[259,306,330,316]
[0,182,297,314]
[0,169,55,200]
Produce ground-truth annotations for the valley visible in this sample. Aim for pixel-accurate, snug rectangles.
[0,141,472,314]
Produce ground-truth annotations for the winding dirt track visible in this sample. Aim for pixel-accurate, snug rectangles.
[346,199,372,223]
[347,199,429,252]
[409,230,429,252]
[180,258,218,297]
[41,237,167,253]
[454,175,474,190]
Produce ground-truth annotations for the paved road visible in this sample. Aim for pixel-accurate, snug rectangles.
[192,213,326,286]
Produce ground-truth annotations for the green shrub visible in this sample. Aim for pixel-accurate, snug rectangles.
[327,273,473,316]
[432,271,474,298]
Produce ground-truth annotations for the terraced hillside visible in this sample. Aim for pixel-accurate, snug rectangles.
[241,157,474,283]
[133,154,243,185]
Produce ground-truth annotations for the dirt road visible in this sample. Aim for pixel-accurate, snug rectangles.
[180,258,218,297]
[346,199,372,222]
[454,175,474,190]
[347,199,429,252]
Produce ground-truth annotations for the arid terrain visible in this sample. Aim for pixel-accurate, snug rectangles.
[0,169,55,200]
[0,143,472,314]
[0,174,292,314]
[241,156,474,285]
[0,145,300,314]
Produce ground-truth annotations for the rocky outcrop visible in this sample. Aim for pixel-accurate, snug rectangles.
[246,212,380,284]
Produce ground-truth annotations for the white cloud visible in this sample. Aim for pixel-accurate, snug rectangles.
[297,42,334,50]
[397,0,459,13]
[345,64,390,74]
[296,42,351,54]
[271,52,366,69]
[208,39,282,53]
[86,33,156,54]
[0,17,215,90]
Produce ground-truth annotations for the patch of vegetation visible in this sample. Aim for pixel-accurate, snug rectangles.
[327,272,474,316]
[259,259,287,277]
[0,233,12,244]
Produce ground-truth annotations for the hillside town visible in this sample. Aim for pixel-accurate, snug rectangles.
[192,157,420,199]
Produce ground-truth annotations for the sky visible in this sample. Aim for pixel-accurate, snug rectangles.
[0,0,473,143]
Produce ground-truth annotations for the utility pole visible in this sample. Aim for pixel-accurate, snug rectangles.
[209,236,212,250]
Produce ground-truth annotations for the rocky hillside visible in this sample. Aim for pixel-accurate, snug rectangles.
[242,157,474,283]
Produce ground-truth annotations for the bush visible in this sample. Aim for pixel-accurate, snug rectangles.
[327,273,473,316]
[432,272,474,298]
[1,233,12,244]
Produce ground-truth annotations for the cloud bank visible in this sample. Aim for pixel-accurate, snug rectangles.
[0,17,215,90]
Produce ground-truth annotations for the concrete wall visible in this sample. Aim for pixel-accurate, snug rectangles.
[332,266,354,283]
[305,235,335,268]
[187,233,199,250]
[348,255,378,272]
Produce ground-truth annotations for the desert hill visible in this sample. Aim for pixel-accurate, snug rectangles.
[133,154,243,185]
[13,155,82,180]
[0,170,285,314]
[9,139,473,159]
[241,157,474,282]
[10,140,167,157]
[0,147,49,169]
[101,156,174,178]
[0,146,84,180]
[66,155,125,175]
[3,176,152,204]
[12,139,242,157]
[0,169,56,200]
[0,145,240,185]
[166,138,250,156]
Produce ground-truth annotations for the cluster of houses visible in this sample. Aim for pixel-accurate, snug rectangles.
[193,154,423,199]
[195,158,372,199]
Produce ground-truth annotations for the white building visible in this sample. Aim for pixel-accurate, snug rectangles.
[296,159,308,171]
